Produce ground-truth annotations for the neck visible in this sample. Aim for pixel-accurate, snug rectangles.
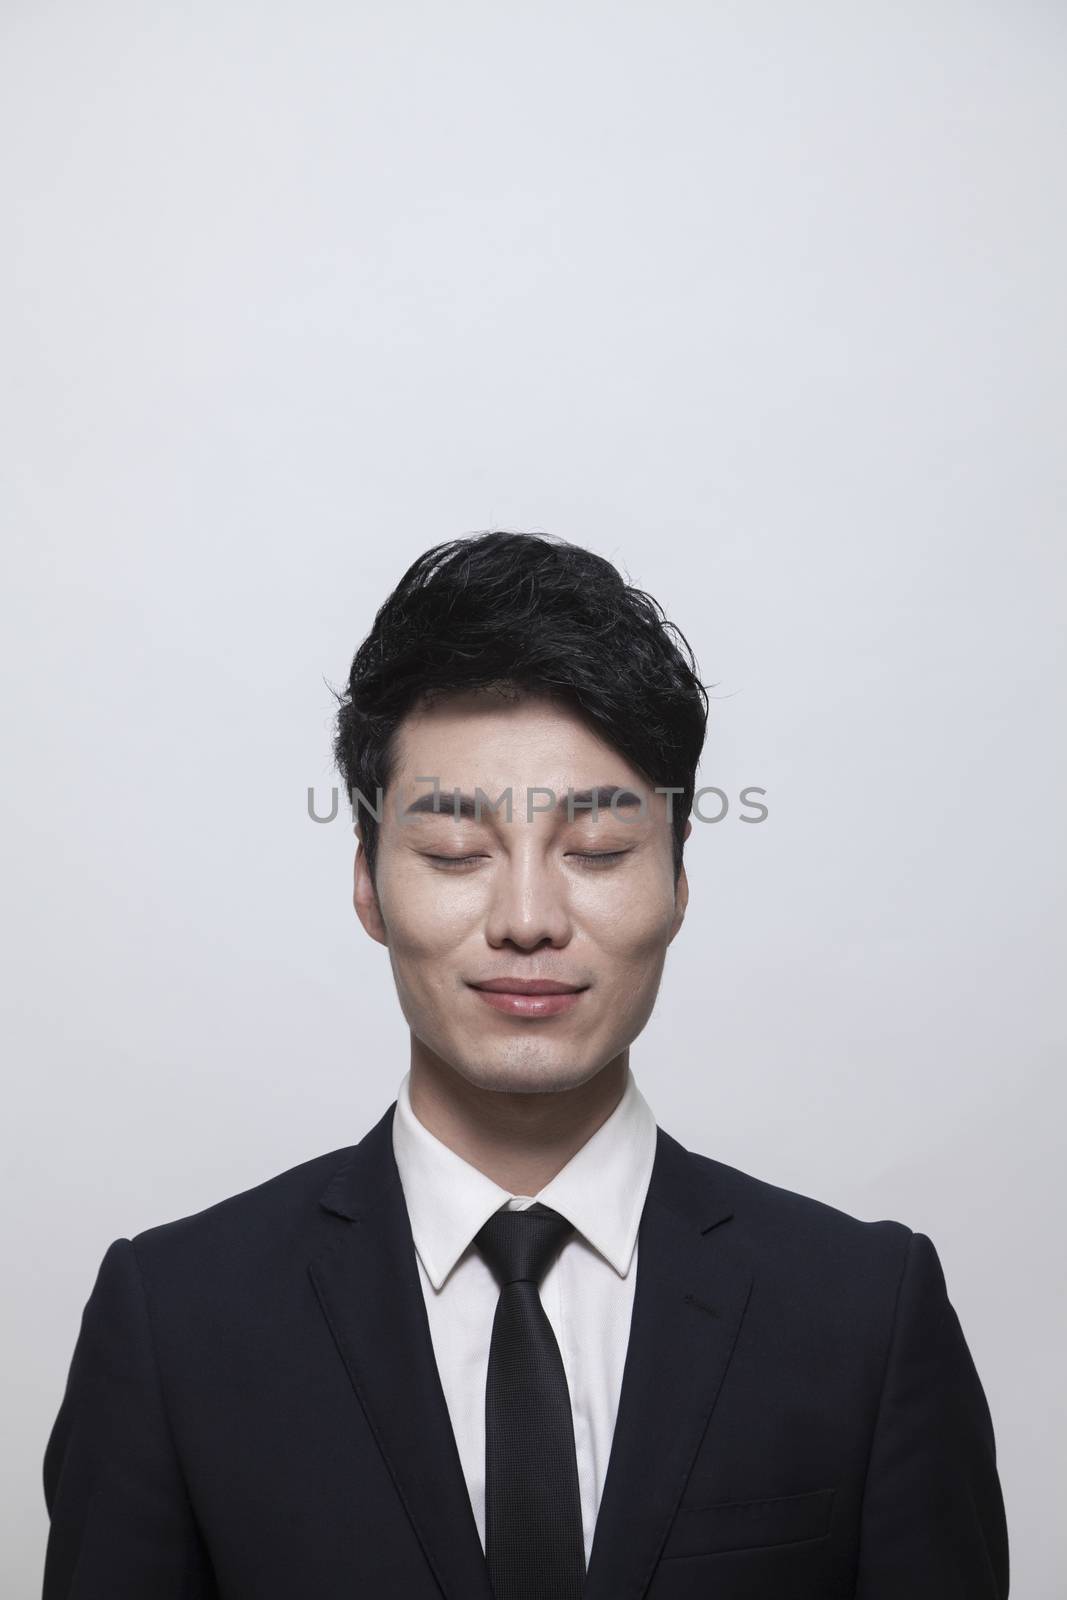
[407,1049,629,1195]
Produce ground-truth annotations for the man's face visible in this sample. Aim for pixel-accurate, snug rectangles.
[354,689,689,1095]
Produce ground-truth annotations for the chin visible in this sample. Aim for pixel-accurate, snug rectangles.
[448,1053,607,1097]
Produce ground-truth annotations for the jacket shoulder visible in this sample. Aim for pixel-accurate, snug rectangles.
[682,1142,915,1274]
[127,1142,360,1273]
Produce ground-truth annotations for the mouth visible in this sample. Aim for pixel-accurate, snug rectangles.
[467,977,589,1019]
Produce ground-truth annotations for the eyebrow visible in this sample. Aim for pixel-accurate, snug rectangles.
[402,785,646,820]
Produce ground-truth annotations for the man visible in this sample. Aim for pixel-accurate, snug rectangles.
[42,531,1009,1598]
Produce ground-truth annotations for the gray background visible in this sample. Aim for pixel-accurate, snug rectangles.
[2,2,1063,1593]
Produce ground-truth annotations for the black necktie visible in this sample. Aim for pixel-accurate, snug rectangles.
[473,1201,586,1600]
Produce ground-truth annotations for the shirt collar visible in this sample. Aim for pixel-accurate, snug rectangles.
[391,1065,658,1291]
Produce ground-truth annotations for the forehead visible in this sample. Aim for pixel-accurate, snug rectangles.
[387,688,647,796]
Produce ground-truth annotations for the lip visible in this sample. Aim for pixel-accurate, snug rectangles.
[471,979,586,994]
[467,978,589,1019]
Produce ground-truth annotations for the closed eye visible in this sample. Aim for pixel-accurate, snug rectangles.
[423,850,631,870]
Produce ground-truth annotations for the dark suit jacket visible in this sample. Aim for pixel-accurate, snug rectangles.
[42,1102,1009,1599]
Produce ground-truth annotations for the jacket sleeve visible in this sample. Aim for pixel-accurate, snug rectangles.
[855,1229,1010,1597]
[42,1237,216,1599]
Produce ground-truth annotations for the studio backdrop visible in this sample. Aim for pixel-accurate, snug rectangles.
[2,2,1063,1594]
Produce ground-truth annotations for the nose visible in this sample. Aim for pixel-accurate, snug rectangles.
[483,839,573,952]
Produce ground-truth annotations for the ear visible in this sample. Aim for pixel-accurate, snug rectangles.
[353,832,389,947]
[668,818,692,944]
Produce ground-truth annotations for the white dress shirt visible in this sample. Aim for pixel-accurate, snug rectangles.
[391,1065,658,1570]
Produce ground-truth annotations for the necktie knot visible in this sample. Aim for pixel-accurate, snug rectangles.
[474,1201,575,1288]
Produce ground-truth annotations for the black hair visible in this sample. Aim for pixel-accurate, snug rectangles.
[330,530,710,886]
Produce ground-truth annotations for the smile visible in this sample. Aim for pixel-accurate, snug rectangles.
[467,979,588,1019]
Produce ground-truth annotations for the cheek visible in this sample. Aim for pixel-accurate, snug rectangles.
[377,863,485,960]
[576,867,678,957]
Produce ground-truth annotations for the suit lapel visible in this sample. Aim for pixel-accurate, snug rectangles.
[308,1104,495,1600]
[307,1106,752,1600]
[580,1125,754,1600]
